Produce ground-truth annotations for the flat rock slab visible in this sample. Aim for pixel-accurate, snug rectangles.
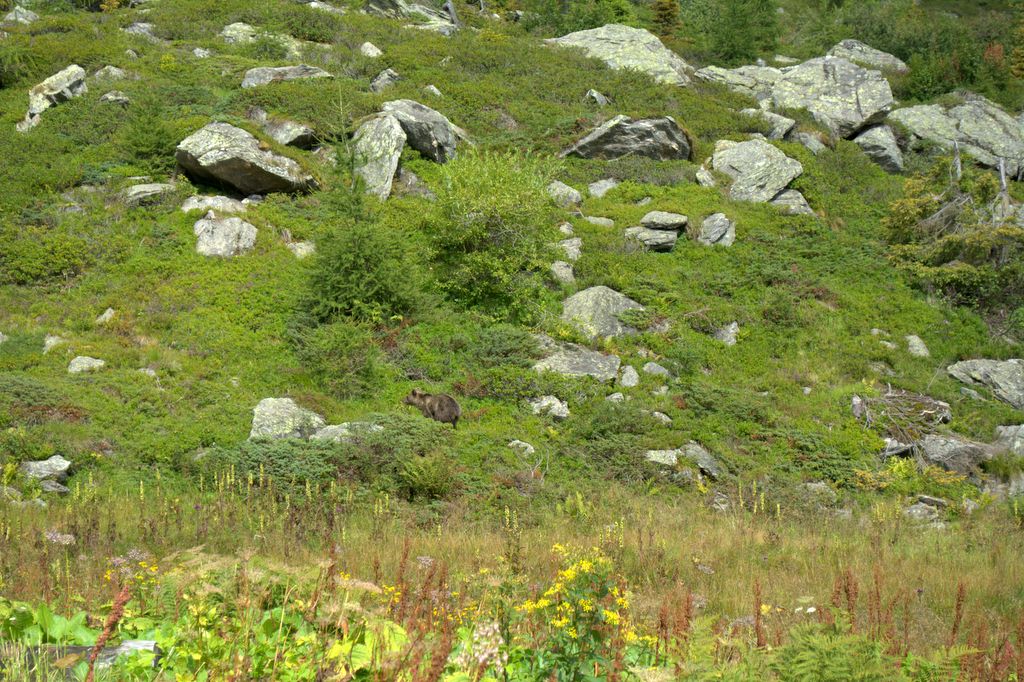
[771,56,893,138]
[241,65,332,89]
[625,226,677,252]
[176,122,315,194]
[561,285,643,340]
[947,359,1024,410]
[641,211,687,230]
[560,115,691,160]
[712,139,802,203]
[250,398,326,439]
[546,24,693,86]
[532,335,621,382]
[353,114,407,199]
[193,213,258,257]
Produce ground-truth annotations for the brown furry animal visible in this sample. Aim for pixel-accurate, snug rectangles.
[403,388,461,428]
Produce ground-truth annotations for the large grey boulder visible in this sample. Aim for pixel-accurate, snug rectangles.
[193,213,257,257]
[771,57,894,138]
[996,425,1024,455]
[828,39,908,74]
[241,64,332,89]
[712,139,803,203]
[741,108,795,141]
[546,24,693,86]
[17,65,87,132]
[122,183,175,207]
[21,456,72,483]
[249,398,326,439]
[698,213,735,246]
[693,64,781,100]
[625,226,677,252]
[889,93,1024,175]
[3,6,39,25]
[561,286,643,340]
[176,122,315,194]
[68,356,105,374]
[852,125,904,172]
[947,359,1024,410]
[532,335,621,381]
[353,115,407,200]
[381,100,458,163]
[560,115,691,160]
[917,434,991,475]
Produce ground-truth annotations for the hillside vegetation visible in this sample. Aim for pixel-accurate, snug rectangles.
[1,0,1024,679]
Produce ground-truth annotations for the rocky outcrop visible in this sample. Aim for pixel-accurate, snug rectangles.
[175,122,315,194]
[532,335,620,381]
[711,139,803,203]
[546,24,692,86]
[353,114,407,199]
[889,93,1024,175]
[560,115,691,160]
[17,65,87,132]
[693,64,781,100]
[771,57,893,138]
[828,39,908,74]
[249,398,326,439]
[698,213,735,246]
[852,124,904,172]
[947,359,1024,410]
[561,286,643,340]
[193,213,258,257]
[241,64,332,88]
[645,443,723,479]
[381,100,458,163]
[741,108,795,140]
[364,0,456,33]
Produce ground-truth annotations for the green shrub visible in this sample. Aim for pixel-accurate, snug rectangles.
[520,0,638,35]
[293,321,388,399]
[0,227,88,285]
[432,151,558,323]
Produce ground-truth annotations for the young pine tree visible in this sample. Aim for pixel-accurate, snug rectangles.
[651,0,680,38]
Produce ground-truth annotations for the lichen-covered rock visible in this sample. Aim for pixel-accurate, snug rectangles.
[828,39,909,74]
[889,93,1024,175]
[996,425,1024,455]
[175,122,315,194]
[548,180,582,208]
[625,226,678,252]
[550,260,575,284]
[529,395,570,420]
[241,64,332,89]
[560,115,691,160]
[852,125,904,172]
[698,213,735,246]
[712,139,803,203]
[917,434,991,475]
[122,183,175,207]
[947,359,1024,410]
[193,213,258,257]
[17,65,87,132]
[68,356,105,374]
[353,114,407,199]
[3,5,39,25]
[93,65,128,81]
[740,108,795,140]
[21,456,72,482]
[370,67,400,93]
[619,365,640,387]
[99,90,130,106]
[559,237,582,262]
[381,99,458,163]
[641,211,687,231]
[360,41,383,57]
[770,189,814,216]
[905,335,930,358]
[771,57,894,138]
[561,286,643,340]
[793,132,828,155]
[584,89,610,106]
[714,321,740,346]
[181,195,247,214]
[546,24,693,86]
[248,108,318,149]
[694,64,781,99]
[249,398,326,439]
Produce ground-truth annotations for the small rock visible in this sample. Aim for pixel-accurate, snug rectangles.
[508,440,535,456]
[625,226,678,252]
[641,211,687,231]
[793,132,828,155]
[3,5,39,25]
[605,392,625,402]
[588,178,619,198]
[560,115,691,160]
[714,322,740,346]
[530,395,570,420]
[649,411,672,424]
[181,195,246,214]
[904,501,940,523]
[548,180,582,208]
[585,216,614,228]
[695,167,716,187]
[287,241,316,258]
[93,65,128,81]
[310,422,383,442]
[43,335,64,354]
[642,362,671,378]
[250,397,326,439]
[193,213,258,257]
[122,22,160,42]
[17,64,88,132]
[193,47,212,58]
[99,90,130,106]
[68,356,105,373]
[423,84,442,97]
[122,182,175,207]
[95,308,116,325]
[550,260,575,285]
[381,99,460,163]
[584,88,610,106]
[370,67,400,92]
[960,387,985,401]
[771,189,814,216]
[619,365,640,387]
[558,221,575,236]
[241,65,333,89]
[41,480,70,495]
[917,494,948,509]
[360,41,383,58]
[698,213,735,246]
[905,335,930,358]
[559,237,582,262]
[533,335,621,381]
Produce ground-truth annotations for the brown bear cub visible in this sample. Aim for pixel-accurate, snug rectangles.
[403,388,461,428]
